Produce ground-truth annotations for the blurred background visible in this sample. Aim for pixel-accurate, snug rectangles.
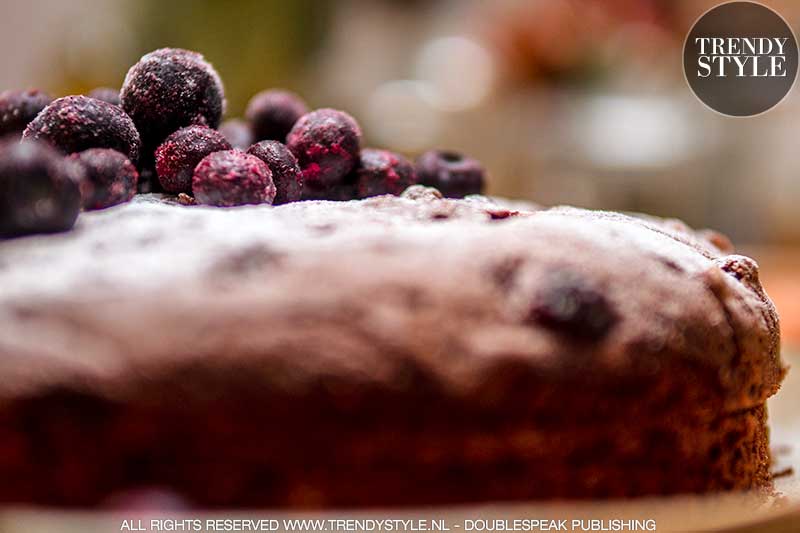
[0,0,798,342]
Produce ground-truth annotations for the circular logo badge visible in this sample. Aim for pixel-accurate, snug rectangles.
[684,1,798,117]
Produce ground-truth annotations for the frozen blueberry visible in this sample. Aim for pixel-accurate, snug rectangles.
[87,87,120,106]
[246,141,302,204]
[245,90,308,142]
[155,125,231,193]
[22,95,141,163]
[121,48,225,155]
[355,148,417,198]
[0,89,52,138]
[415,149,485,198]
[286,108,361,190]
[219,119,253,150]
[0,140,82,237]
[526,273,617,341]
[70,148,138,210]
[192,149,275,207]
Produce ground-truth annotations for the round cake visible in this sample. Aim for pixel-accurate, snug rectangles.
[0,188,785,507]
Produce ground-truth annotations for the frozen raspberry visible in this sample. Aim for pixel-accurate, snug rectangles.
[219,119,253,150]
[0,140,82,237]
[0,89,52,138]
[526,273,617,340]
[87,87,120,106]
[192,150,275,207]
[155,125,231,193]
[286,108,361,190]
[121,48,225,156]
[70,148,138,210]
[245,90,308,142]
[246,141,302,204]
[356,148,416,198]
[22,95,141,163]
[415,150,485,198]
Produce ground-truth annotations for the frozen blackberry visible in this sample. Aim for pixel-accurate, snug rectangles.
[286,108,361,190]
[246,141,302,204]
[245,90,308,142]
[219,119,253,150]
[0,89,52,138]
[70,148,138,210]
[22,96,141,163]
[416,150,485,198]
[0,140,82,237]
[87,87,121,106]
[526,273,618,341]
[121,48,225,154]
[155,125,231,193]
[192,150,275,207]
[356,148,417,198]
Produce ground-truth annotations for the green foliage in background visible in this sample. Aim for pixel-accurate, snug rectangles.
[132,0,332,116]
[56,0,332,117]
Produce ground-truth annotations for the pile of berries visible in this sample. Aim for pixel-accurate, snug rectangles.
[0,48,486,238]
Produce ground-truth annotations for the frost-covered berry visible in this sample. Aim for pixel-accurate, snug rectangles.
[70,148,138,210]
[286,108,361,190]
[88,87,121,106]
[155,125,231,193]
[245,90,308,142]
[121,48,225,154]
[246,140,302,204]
[0,140,82,237]
[219,119,253,150]
[356,148,416,198]
[0,89,52,138]
[22,95,141,163]
[192,150,275,207]
[415,150,485,198]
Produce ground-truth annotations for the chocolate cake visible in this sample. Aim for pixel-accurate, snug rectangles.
[0,188,785,508]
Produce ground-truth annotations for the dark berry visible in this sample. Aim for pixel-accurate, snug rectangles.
[245,90,308,142]
[219,119,253,150]
[526,273,617,341]
[416,149,485,198]
[246,141,302,204]
[70,148,138,210]
[87,87,120,106]
[0,140,82,237]
[121,48,225,155]
[22,95,141,163]
[286,108,361,190]
[301,176,358,202]
[0,89,52,138]
[136,167,161,194]
[356,148,417,198]
[155,125,231,193]
[192,150,275,207]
